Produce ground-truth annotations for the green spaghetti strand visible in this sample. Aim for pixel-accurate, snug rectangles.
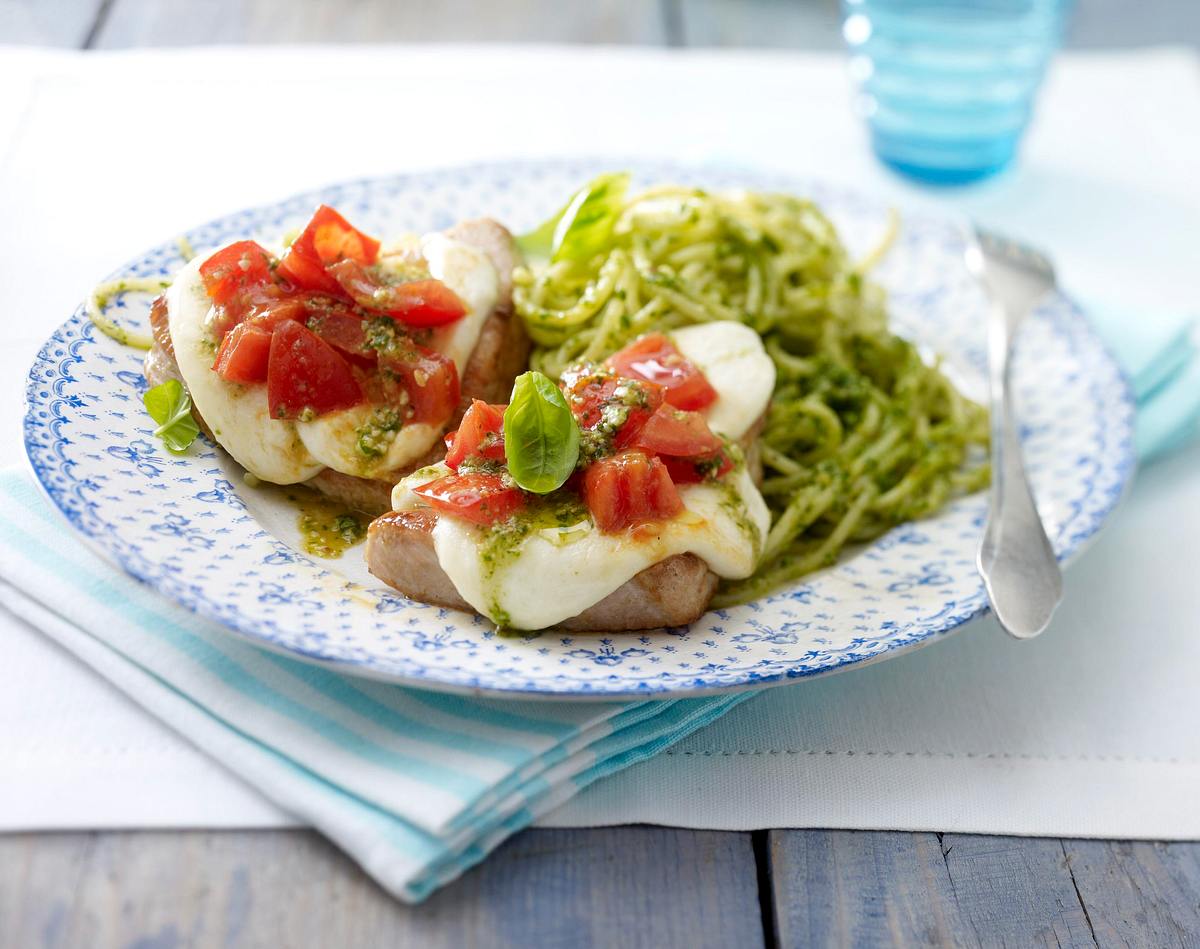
[514,183,989,603]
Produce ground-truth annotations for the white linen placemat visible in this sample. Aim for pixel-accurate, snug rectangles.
[2,45,1198,838]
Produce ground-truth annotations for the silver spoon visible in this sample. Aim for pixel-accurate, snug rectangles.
[965,228,1063,639]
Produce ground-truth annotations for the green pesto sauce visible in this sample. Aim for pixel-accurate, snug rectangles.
[574,374,657,465]
[363,316,402,354]
[707,445,762,553]
[477,493,591,630]
[285,489,369,559]
[478,493,590,577]
[355,407,403,460]
[716,478,762,554]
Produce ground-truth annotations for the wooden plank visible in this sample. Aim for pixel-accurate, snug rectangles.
[939,834,1097,948]
[677,0,843,49]
[93,0,670,48]
[765,829,979,947]
[426,826,765,948]
[0,0,107,47]
[1062,839,1200,948]
[0,827,765,948]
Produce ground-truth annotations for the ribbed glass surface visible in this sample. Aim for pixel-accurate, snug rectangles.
[844,0,1070,184]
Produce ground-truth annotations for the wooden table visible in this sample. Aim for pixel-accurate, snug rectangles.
[4,2,1199,945]
[5,828,1200,945]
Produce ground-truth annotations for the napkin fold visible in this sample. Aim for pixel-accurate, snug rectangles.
[3,302,1196,902]
[1080,300,1200,460]
[0,473,748,901]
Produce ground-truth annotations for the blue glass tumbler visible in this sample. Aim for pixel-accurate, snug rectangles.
[843,0,1071,184]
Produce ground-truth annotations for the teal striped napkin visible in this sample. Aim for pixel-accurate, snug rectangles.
[1082,302,1200,460]
[0,473,748,901]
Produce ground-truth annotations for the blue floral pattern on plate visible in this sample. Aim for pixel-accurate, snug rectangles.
[22,159,1136,698]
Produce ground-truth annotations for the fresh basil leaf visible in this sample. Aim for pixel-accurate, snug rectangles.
[143,378,200,454]
[552,172,629,263]
[516,172,630,263]
[503,370,580,494]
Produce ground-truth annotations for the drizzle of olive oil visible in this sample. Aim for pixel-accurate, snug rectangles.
[283,488,369,559]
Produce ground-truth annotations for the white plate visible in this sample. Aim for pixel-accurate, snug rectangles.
[23,159,1135,698]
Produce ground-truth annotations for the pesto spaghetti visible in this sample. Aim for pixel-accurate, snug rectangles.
[513,176,989,605]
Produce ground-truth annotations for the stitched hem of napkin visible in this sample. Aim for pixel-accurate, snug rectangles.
[663,749,1198,764]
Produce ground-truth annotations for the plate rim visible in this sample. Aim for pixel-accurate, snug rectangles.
[22,158,1139,700]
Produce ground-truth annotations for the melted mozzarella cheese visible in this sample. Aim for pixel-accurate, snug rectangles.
[670,321,775,440]
[419,233,501,374]
[295,235,499,477]
[169,234,499,483]
[167,257,323,484]
[392,463,769,630]
[294,408,441,480]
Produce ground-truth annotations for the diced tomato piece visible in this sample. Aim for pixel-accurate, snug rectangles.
[267,321,363,419]
[380,344,460,426]
[661,451,733,485]
[607,333,717,411]
[627,404,723,458]
[248,297,308,331]
[413,472,525,526]
[445,400,507,470]
[582,450,683,533]
[276,241,341,296]
[327,260,467,327]
[561,366,664,441]
[304,305,376,365]
[324,259,384,306]
[378,278,466,327]
[277,205,380,296]
[212,321,272,384]
[309,207,380,266]
[200,241,275,307]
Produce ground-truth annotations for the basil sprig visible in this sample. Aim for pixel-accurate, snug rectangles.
[143,379,200,454]
[516,172,630,263]
[503,371,580,494]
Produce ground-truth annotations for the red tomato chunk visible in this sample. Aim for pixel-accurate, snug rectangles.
[413,472,525,526]
[328,260,467,328]
[627,403,723,458]
[445,400,507,470]
[277,205,380,297]
[380,345,460,426]
[305,305,378,365]
[199,241,274,308]
[582,450,683,533]
[560,367,664,444]
[267,321,363,420]
[213,322,273,384]
[247,297,308,332]
[661,451,733,485]
[607,333,717,411]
